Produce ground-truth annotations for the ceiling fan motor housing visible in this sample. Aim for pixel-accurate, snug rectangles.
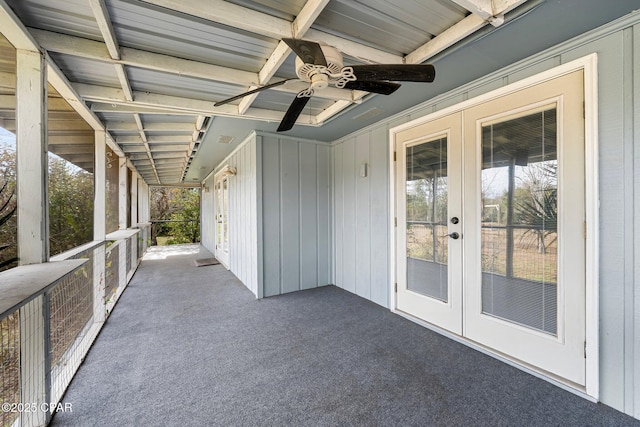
[295,44,343,83]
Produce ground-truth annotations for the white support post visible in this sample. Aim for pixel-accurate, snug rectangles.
[16,49,48,265]
[118,156,127,230]
[94,130,106,241]
[93,130,107,323]
[138,179,150,224]
[130,171,138,227]
[19,295,48,427]
[142,181,150,223]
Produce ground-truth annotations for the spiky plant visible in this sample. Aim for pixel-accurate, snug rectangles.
[516,187,557,254]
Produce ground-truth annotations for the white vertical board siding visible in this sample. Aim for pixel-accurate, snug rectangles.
[228,139,259,296]
[332,127,393,308]
[200,173,215,253]
[329,11,640,416]
[633,22,640,420]
[206,136,259,297]
[260,134,331,297]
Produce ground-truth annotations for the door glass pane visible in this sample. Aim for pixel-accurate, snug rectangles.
[216,182,222,247]
[222,177,228,252]
[481,108,558,335]
[406,137,448,302]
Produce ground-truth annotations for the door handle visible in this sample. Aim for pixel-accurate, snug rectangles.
[446,232,460,239]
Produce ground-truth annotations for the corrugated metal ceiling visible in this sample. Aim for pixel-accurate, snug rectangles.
[4,0,541,184]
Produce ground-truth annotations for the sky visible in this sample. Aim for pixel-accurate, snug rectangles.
[0,127,16,151]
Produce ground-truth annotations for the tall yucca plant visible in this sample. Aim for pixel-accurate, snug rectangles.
[516,188,557,254]
[0,178,18,269]
[515,163,557,254]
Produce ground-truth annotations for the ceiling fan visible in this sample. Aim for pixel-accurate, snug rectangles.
[213,38,436,132]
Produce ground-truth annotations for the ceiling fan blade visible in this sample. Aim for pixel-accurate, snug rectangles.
[349,64,435,82]
[282,38,327,67]
[213,79,296,107]
[343,80,401,95]
[277,94,311,132]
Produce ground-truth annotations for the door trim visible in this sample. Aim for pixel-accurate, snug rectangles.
[214,167,231,269]
[388,54,599,399]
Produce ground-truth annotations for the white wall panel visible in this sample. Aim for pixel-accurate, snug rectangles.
[330,12,640,416]
[205,136,259,297]
[260,133,331,297]
[354,133,371,300]
[200,173,215,253]
[332,127,392,307]
[300,143,318,290]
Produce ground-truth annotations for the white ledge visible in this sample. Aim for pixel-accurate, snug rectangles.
[0,260,88,319]
[50,241,105,262]
[106,229,140,240]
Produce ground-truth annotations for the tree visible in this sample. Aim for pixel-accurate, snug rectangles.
[150,187,200,245]
[0,144,17,271]
[167,189,200,244]
[48,155,94,255]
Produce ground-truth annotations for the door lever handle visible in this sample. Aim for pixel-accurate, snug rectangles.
[445,232,460,239]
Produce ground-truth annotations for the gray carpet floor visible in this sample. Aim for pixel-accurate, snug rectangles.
[50,244,639,427]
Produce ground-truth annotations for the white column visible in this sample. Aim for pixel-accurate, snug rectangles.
[16,49,48,265]
[94,130,106,241]
[118,156,127,229]
[137,180,149,223]
[130,171,138,227]
[19,296,48,426]
[93,130,106,323]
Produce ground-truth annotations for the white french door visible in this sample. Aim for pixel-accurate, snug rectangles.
[214,173,230,268]
[395,70,586,385]
[395,112,463,334]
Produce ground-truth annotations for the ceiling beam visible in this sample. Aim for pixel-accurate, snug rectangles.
[90,102,196,115]
[134,113,161,183]
[47,145,95,154]
[107,121,195,132]
[238,0,331,114]
[140,0,291,40]
[88,0,120,59]
[292,0,331,37]
[138,0,401,64]
[304,29,402,64]
[33,30,355,102]
[405,0,528,65]
[116,135,191,144]
[115,64,133,102]
[0,0,40,51]
[78,84,316,125]
[48,134,97,145]
[32,29,259,87]
[45,55,125,158]
[0,95,72,111]
[449,0,496,21]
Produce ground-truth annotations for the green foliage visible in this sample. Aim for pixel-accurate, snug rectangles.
[48,155,94,256]
[150,187,200,245]
[167,189,200,244]
[0,145,17,271]
[406,177,447,223]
